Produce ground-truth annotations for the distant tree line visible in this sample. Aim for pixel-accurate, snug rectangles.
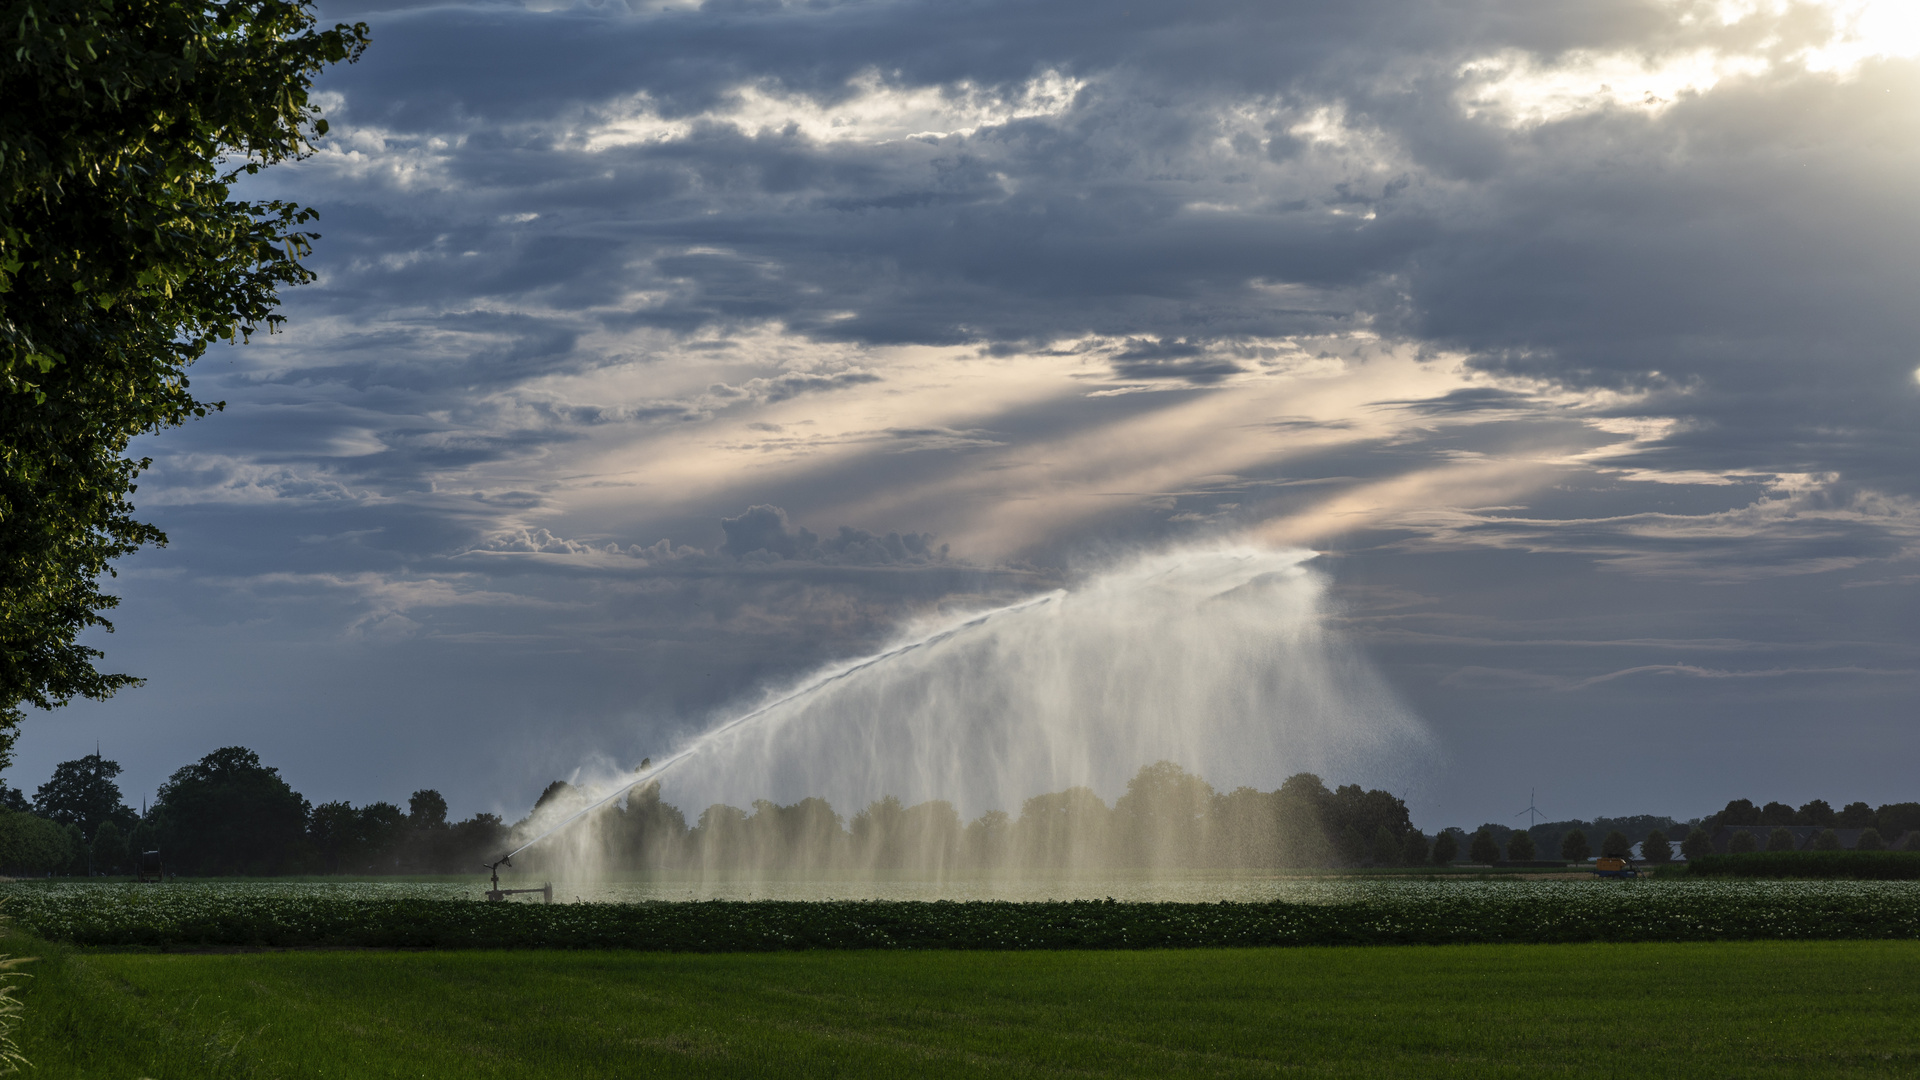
[1434,797,1920,868]
[1,750,1437,876]
[512,761,1430,874]
[13,748,1912,877]
[0,748,508,876]
[1705,798,1920,836]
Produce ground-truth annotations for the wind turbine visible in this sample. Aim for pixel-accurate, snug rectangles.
[1516,789,1546,828]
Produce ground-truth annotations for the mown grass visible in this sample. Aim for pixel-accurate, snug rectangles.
[12,935,1920,1079]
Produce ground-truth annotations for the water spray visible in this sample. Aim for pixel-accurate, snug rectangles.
[483,588,1066,869]
[478,543,1429,889]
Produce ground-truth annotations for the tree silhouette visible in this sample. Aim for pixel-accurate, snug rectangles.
[1640,829,1671,863]
[1469,829,1500,863]
[1560,830,1591,862]
[32,753,134,838]
[1505,829,1535,861]
[1681,828,1714,860]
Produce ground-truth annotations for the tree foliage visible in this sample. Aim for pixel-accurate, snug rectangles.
[1505,828,1535,861]
[0,0,367,748]
[1468,829,1500,864]
[1681,827,1714,860]
[30,751,133,836]
[1640,828,1671,863]
[1559,829,1590,862]
[152,746,310,874]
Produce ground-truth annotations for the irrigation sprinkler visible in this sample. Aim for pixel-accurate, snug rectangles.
[481,855,553,904]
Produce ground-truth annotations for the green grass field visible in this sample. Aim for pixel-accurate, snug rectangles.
[11,936,1918,1079]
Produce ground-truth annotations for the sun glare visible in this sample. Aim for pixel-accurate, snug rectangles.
[1798,0,1920,70]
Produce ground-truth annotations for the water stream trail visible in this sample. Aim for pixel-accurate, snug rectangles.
[504,543,1427,865]
[502,588,1068,861]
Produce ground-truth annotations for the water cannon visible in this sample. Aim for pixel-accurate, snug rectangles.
[481,854,552,904]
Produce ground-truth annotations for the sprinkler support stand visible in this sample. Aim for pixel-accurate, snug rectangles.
[482,855,553,903]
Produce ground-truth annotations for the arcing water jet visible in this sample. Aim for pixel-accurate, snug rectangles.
[497,543,1426,869]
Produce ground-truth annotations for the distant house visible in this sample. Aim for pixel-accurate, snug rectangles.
[1706,825,1901,852]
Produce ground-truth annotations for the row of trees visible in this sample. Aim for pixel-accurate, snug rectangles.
[1707,798,1920,837]
[16,747,1915,877]
[5,749,1438,876]
[1457,824,1694,864]
[515,762,1425,874]
[2,748,509,876]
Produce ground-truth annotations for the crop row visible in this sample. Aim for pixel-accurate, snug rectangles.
[5,881,1919,950]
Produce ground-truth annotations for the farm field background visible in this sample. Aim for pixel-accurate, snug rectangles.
[14,936,1919,1079]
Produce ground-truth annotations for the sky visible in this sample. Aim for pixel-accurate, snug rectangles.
[17,0,1920,832]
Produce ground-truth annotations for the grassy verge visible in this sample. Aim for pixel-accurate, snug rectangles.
[10,935,1920,1079]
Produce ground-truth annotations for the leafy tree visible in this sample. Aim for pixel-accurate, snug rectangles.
[1431,830,1459,865]
[1468,828,1500,864]
[0,783,25,813]
[1766,827,1796,852]
[89,818,126,873]
[1838,801,1877,828]
[1016,785,1111,869]
[1271,773,1335,868]
[449,812,508,867]
[31,752,133,837]
[1338,825,1368,866]
[407,789,448,829]
[307,799,358,874]
[1560,830,1591,862]
[1809,828,1841,851]
[1680,827,1714,860]
[1370,825,1400,866]
[1401,830,1430,866]
[151,746,309,875]
[1797,800,1835,828]
[1758,802,1797,826]
[1727,830,1758,853]
[1114,761,1214,868]
[1640,829,1671,863]
[1601,831,1631,859]
[1856,828,1886,851]
[0,807,79,873]
[1904,831,1920,853]
[1321,784,1414,847]
[1876,803,1920,839]
[1505,829,1535,861]
[0,0,369,750]
[352,801,405,872]
[1716,799,1759,827]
